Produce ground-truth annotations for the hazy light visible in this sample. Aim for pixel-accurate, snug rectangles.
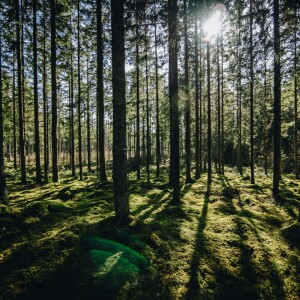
[203,3,226,41]
[203,11,222,40]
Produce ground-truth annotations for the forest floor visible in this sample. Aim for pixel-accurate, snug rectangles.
[0,165,300,300]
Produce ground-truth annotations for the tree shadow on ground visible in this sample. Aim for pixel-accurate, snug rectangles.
[184,173,285,300]
[185,192,209,299]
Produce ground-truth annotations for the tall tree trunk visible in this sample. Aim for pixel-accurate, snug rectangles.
[249,0,255,184]
[0,33,8,202]
[184,0,192,183]
[154,14,160,178]
[87,56,91,173]
[194,16,200,179]
[294,8,298,179]
[135,4,141,180]
[69,14,75,177]
[33,0,42,184]
[16,0,26,184]
[217,37,221,174]
[263,31,268,176]
[43,0,48,183]
[273,0,281,198]
[221,24,225,174]
[145,27,150,185]
[207,41,212,186]
[111,0,129,221]
[77,0,83,181]
[97,0,107,182]
[51,0,58,182]
[237,2,242,175]
[168,0,180,203]
[13,54,17,169]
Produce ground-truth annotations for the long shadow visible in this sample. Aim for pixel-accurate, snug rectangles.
[132,189,170,220]
[185,192,209,299]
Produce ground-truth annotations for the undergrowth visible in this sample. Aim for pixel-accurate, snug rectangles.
[0,166,299,299]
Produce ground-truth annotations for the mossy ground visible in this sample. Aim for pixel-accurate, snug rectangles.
[0,165,300,299]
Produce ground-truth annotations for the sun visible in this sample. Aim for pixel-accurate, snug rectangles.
[203,11,222,40]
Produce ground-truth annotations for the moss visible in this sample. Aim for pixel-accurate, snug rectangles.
[1,167,300,299]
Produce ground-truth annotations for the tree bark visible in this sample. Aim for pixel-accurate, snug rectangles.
[97,0,107,182]
[273,0,281,198]
[16,0,26,184]
[194,17,200,179]
[77,0,83,181]
[207,41,212,186]
[154,14,160,178]
[111,0,129,221]
[250,0,255,184]
[135,4,141,180]
[33,0,42,184]
[145,27,150,185]
[168,0,180,203]
[184,0,192,183]
[43,0,49,183]
[0,32,8,202]
[51,0,58,182]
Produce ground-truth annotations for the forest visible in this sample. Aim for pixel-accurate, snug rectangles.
[0,0,299,299]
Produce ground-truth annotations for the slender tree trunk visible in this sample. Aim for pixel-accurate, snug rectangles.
[207,41,212,186]
[217,37,221,174]
[199,25,203,175]
[69,15,75,177]
[184,0,192,183]
[16,0,26,184]
[21,0,27,168]
[87,56,91,173]
[135,6,141,180]
[263,34,268,176]
[237,3,242,175]
[43,0,48,183]
[33,0,42,184]
[168,0,180,203]
[273,0,281,198]
[294,11,298,179]
[13,55,17,169]
[111,0,129,221]
[221,24,225,174]
[0,33,8,203]
[77,0,83,180]
[194,17,200,179]
[145,27,150,185]
[154,16,160,178]
[97,0,107,182]
[250,0,255,184]
[51,0,58,182]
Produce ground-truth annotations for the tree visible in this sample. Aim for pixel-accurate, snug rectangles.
[111,0,129,221]
[43,0,49,183]
[207,39,212,186]
[194,14,201,179]
[33,0,42,184]
[273,0,281,198]
[0,30,8,202]
[97,0,107,182]
[135,0,141,180]
[168,0,180,203]
[77,0,82,181]
[184,0,192,183]
[16,0,26,184]
[51,0,58,182]
[249,0,255,184]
